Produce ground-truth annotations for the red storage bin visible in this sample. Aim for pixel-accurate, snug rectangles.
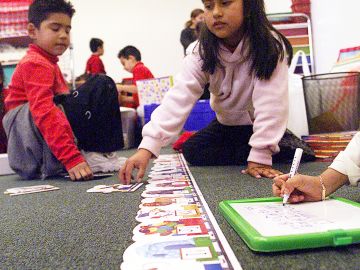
[291,0,311,16]
[291,3,311,13]
[292,0,310,4]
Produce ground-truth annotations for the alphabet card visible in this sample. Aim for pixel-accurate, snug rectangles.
[140,196,198,209]
[132,218,210,241]
[136,204,202,222]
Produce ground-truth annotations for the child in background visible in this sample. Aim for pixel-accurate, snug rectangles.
[273,132,360,203]
[85,38,106,75]
[117,45,154,109]
[185,21,204,56]
[180,8,204,55]
[3,0,93,180]
[120,0,294,184]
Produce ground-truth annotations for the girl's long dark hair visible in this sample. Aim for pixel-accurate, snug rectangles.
[199,0,293,80]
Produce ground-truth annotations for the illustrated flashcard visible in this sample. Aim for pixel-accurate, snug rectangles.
[153,154,180,163]
[136,204,202,222]
[4,185,59,196]
[151,165,183,172]
[121,260,223,270]
[86,183,143,193]
[147,175,190,183]
[122,236,219,264]
[152,162,182,168]
[146,181,191,190]
[132,218,209,241]
[141,187,193,198]
[140,196,197,208]
[148,172,187,181]
[149,168,185,176]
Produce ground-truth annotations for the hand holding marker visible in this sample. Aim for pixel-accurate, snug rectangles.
[282,148,303,206]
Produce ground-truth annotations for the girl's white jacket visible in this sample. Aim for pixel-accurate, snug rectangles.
[330,132,360,186]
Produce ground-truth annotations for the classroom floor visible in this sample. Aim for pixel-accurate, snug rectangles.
[0,147,359,269]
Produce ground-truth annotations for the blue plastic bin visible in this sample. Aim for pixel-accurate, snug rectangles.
[144,100,216,131]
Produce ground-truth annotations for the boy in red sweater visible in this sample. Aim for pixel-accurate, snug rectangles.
[85,38,106,75]
[117,46,154,109]
[3,0,93,180]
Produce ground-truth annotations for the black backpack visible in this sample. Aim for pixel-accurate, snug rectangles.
[54,74,124,152]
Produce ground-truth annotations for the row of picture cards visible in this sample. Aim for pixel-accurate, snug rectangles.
[121,153,242,270]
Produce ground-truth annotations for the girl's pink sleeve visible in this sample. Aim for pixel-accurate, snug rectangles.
[139,55,208,157]
[248,59,289,166]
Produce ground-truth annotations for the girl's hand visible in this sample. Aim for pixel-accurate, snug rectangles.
[119,149,153,184]
[241,161,282,179]
[272,174,323,203]
[68,162,93,181]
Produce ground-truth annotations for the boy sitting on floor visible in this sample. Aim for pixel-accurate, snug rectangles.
[117,45,154,109]
[3,0,123,181]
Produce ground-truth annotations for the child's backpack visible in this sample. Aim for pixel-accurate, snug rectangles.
[54,74,124,152]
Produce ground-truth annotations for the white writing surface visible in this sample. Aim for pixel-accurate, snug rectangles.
[230,200,360,237]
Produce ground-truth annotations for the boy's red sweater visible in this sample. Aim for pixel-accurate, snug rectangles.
[5,44,85,171]
[85,54,106,75]
[122,62,154,108]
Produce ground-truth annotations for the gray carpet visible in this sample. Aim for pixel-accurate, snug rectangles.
[0,147,359,269]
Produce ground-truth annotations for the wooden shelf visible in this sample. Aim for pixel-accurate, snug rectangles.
[0,35,31,47]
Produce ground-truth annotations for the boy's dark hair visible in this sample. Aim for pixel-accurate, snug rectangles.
[199,0,293,80]
[117,46,141,61]
[28,0,75,28]
[90,38,103,53]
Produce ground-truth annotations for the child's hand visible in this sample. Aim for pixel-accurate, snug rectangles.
[119,149,153,185]
[272,174,323,203]
[68,162,93,181]
[242,161,282,179]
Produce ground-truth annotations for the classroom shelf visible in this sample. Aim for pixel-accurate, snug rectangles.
[267,13,315,75]
[0,35,31,47]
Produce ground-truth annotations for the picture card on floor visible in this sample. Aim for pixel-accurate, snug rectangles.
[142,187,194,198]
[132,218,210,241]
[122,236,220,264]
[146,181,191,190]
[121,259,223,270]
[140,196,198,208]
[87,183,143,193]
[4,185,60,196]
[147,176,190,183]
[136,204,202,222]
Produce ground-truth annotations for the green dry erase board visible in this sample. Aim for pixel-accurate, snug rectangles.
[219,197,360,252]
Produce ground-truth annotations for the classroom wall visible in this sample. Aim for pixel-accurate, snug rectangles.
[311,0,360,73]
[69,0,292,82]
[70,0,202,82]
[69,0,360,81]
